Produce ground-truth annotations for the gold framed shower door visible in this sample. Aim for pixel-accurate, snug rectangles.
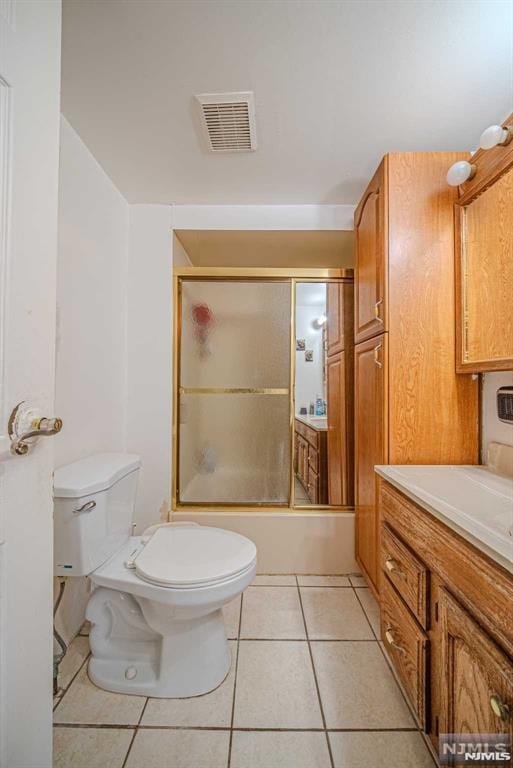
[172,266,354,512]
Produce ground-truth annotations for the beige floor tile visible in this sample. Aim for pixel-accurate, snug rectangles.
[231,730,331,768]
[54,665,146,725]
[125,728,230,768]
[79,620,91,636]
[300,588,374,640]
[252,575,297,586]
[311,641,414,728]
[329,731,435,768]
[349,575,367,587]
[234,640,323,728]
[240,586,305,639]
[141,641,236,727]
[223,595,241,638]
[356,587,381,637]
[53,726,133,768]
[297,575,351,587]
[57,636,90,691]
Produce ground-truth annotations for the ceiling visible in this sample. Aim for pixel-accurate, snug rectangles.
[62,0,513,206]
[175,230,354,268]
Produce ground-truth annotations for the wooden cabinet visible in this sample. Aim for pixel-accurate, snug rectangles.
[354,161,387,343]
[354,153,479,595]
[439,588,513,749]
[294,420,327,504]
[381,576,428,728]
[379,479,513,764]
[455,112,513,372]
[355,334,387,589]
[327,281,353,355]
[326,281,354,506]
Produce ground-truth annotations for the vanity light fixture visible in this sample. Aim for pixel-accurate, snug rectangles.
[312,314,327,329]
[446,160,477,187]
[479,124,513,150]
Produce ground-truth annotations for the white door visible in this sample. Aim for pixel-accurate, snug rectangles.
[0,2,61,766]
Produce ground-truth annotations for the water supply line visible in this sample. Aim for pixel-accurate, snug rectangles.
[53,577,68,696]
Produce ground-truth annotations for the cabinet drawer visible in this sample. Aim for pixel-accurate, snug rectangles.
[295,421,306,439]
[308,445,319,473]
[381,524,429,629]
[381,578,428,728]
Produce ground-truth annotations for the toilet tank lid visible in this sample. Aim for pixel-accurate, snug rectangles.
[54,453,141,498]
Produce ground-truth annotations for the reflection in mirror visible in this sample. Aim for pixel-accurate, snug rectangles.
[294,283,329,506]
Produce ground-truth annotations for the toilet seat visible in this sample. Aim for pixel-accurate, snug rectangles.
[133,525,257,589]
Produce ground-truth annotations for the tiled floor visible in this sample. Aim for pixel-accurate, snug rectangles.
[53,576,436,768]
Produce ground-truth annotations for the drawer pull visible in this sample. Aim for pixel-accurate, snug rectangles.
[385,557,404,577]
[490,695,510,722]
[374,298,383,322]
[385,628,406,655]
[373,343,383,368]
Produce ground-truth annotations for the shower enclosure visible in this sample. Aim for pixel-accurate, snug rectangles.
[173,268,352,509]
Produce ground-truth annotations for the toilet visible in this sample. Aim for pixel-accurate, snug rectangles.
[53,453,257,698]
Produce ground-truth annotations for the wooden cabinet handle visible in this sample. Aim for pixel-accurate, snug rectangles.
[374,298,383,322]
[385,557,404,577]
[490,695,511,722]
[373,343,383,368]
[385,627,406,655]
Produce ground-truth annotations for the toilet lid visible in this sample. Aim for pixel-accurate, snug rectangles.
[134,526,257,587]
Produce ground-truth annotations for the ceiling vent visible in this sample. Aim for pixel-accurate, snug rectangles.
[195,91,257,153]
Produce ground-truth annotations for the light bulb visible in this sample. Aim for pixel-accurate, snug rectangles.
[446,160,476,187]
[479,124,510,150]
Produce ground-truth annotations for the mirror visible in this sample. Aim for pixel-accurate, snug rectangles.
[294,281,354,507]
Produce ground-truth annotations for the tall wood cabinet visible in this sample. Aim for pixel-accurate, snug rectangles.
[326,281,354,506]
[354,153,479,595]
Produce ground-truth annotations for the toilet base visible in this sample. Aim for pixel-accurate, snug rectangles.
[86,587,232,698]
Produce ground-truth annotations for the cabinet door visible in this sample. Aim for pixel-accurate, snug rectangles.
[439,588,513,757]
[327,351,353,506]
[327,283,343,355]
[354,159,387,343]
[355,333,388,591]
[455,127,513,372]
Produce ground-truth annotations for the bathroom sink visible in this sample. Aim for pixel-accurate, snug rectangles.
[375,463,513,573]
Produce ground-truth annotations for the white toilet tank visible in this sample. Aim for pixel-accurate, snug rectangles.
[54,453,141,577]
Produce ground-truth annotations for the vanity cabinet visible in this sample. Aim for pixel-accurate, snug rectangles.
[354,153,479,596]
[378,479,513,764]
[294,419,327,504]
[454,112,513,372]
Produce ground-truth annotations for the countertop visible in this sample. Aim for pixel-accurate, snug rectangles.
[375,464,513,574]
[295,414,328,432]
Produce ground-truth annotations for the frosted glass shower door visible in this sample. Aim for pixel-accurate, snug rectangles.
[178,280,291,504]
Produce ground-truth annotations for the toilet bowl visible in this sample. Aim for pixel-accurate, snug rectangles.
[53,453,257,698]
[86,525,256,697]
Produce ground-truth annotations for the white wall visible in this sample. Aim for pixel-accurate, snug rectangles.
[482,371,513,458]
[295,304,326,415]
[126,206,173,533]
[56,117,129,467]
[55,117,130,642]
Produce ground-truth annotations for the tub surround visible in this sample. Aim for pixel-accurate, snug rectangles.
[375,463,513,574]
